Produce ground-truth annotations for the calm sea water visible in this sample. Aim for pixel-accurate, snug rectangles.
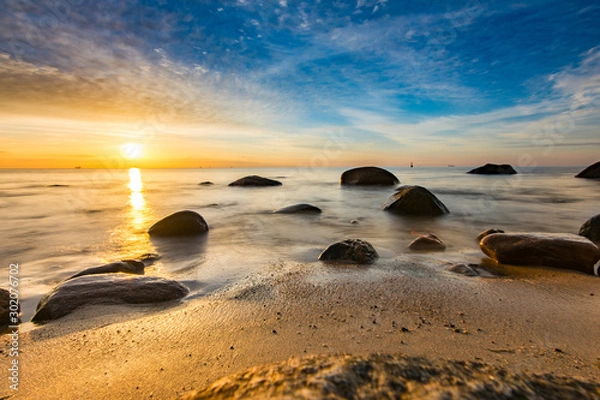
[1,166,598,321]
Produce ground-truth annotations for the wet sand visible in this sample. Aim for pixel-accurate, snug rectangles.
[2,258,599,399]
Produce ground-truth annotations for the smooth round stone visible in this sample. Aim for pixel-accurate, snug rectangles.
[383,186,449,217]
[148,210,209,237]
[274,204,322,214]
[318,239,379,264]
[341,166,400,186]
[228,175,282,187]
[467,163,517,175]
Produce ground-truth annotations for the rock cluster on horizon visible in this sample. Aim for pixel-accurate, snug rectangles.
[575,161,600,179]
[467,163,517,175]
[228,175,282,187]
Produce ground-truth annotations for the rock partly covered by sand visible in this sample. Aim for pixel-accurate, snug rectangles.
[66,260,145,281]
[1,288,18,330]
[318,239,378,264]
[579,214,600,245]
[383,185,449,216]
[228,175,282,187]
[32,275,189,323]
[408,233,446,251]
[340,166,400,186]
[575,161,600,179]
[480,232,600,275]
[148,210,209,237]
[446,263,479,276]
[178,353,600,400]
[467,163,517,175]
[274,203,322,214]
[476,228,505,242]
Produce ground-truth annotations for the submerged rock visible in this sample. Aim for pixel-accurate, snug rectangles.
[274,203,322,214]
[318,239,379,264]
[228,175,282,187]
[66,260,145,281]
[198,181,214,186]
[467,163,517,175]
[340,166,399,186]
[32,275,189,323]
[575,161,600,179]
[480,232,600,275]
[476,228,505,242]
[408,233,446,251]
[148,210,209,237]
[383,186,449,216]
[446,263,479,276]
[579,214,600,245]
[177,353,600,400]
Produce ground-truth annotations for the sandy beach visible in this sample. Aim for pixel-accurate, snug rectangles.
[3,256,599,399]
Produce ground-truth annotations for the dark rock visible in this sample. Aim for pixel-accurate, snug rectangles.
[274,204,322,214]
[446,263,479,276]
[480,232,600,275]
[579,214,600,245]
[467,163,517,175]
[148,210,209,237]
[139,252,161,265]
[383,186,449,216]
[228,175,282,187]
[408,234,446,251]
[198,181,214,186]
[318,239,379,264]
[177,353,600,400]
[575,161,600,179]
[476,228,505,242]
[341,166,399,186]
[32,275,189,323]
[66,260,145,281]
[1,288,19,330]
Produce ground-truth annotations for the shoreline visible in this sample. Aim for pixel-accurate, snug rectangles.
[2,258,599,399]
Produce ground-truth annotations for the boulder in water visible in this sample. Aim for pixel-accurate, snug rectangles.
[383,186,449,216]
[575,161,600,179]
[66,260,145,281]
[476,228,504,242]
[467,163,517,175]
[32,275,189,323]
[341,166,399,186]
[408,234,446,251]
[318,239,379,264]
[148,210,209,237]
[274,203,322,214]
[480,232,600,275]
[228,175,282,187]
[579,214,600,245]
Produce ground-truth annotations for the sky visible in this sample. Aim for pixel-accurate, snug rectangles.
[0,0,599,168]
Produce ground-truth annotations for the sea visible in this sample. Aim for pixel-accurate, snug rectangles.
[1,166,598,323]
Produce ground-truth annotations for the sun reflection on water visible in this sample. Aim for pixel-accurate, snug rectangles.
[109,168,156,259]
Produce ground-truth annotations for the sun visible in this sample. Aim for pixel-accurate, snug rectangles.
[120,143,143,160]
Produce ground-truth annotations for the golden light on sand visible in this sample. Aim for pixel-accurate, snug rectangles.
[121,142,143,160]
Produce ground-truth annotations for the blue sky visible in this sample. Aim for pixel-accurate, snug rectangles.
[0,0,599,167]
